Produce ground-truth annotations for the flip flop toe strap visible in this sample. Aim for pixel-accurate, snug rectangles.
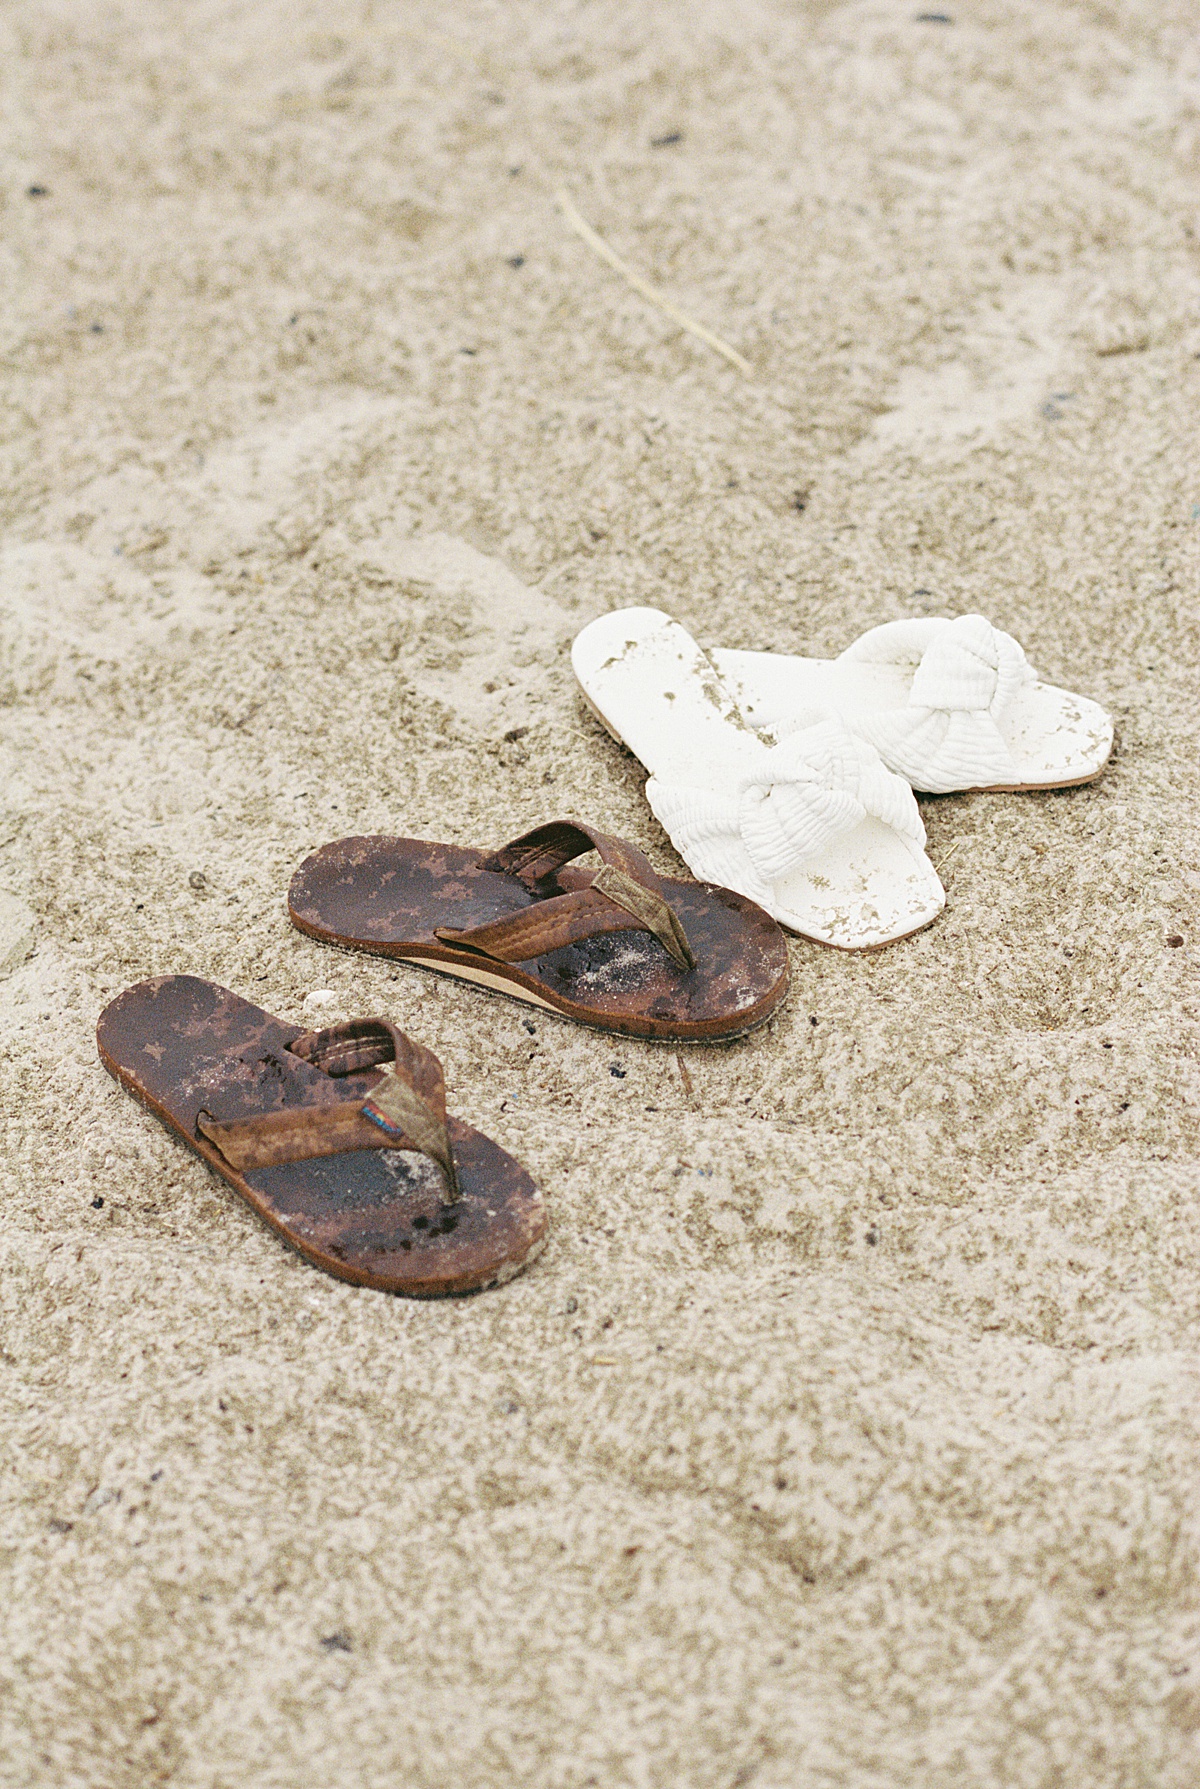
[838,614,1036,792]
[197,1018,459,1201]
[434,820,696,971]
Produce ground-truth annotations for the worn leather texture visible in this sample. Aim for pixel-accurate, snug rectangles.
[287,828,789,1039]
[97,977,546,1295]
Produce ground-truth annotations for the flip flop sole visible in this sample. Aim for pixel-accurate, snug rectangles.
[98,976,547,1296]
[287,837,789,1042]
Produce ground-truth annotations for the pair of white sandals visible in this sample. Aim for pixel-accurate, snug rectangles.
[571,608,1113,949]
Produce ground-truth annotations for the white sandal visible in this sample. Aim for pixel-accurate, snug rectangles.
[571,607,945,950]
[711,614,1113,794]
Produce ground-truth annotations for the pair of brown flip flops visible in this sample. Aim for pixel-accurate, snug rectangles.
[100,821,790,1297]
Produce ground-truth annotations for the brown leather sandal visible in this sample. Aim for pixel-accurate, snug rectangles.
[97,976,547,1295]
[287,820,789,1041]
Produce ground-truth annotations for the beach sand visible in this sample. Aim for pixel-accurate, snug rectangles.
[2,3,1198,1783]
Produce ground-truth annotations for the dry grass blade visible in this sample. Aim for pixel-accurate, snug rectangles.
[555,189,752,377]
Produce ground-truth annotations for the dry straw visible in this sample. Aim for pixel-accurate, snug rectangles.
[555,189,752,377]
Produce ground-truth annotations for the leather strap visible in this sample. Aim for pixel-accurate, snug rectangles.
[477,820,654,888]
[196,1018,459,1202]
[434,820,696,971]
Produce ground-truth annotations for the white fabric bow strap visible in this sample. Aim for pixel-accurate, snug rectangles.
[645,719,925,908]
[838,613,1037,793]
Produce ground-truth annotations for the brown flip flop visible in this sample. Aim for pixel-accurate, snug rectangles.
[96,976,547,1295]
[287,820,789,1041]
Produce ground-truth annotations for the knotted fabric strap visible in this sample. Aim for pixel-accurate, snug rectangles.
[434,820,696,972]
[646,719,924,908]
[838,614,1036,792]
[196,1018,459,1202]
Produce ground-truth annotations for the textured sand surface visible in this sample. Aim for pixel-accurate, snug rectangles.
[2,3,1199,1784]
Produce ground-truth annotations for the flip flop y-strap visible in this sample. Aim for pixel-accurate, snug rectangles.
[433,820,696,972]
[645,718,925,909]
[838,614,1036,793]
[196,1018,460,1202]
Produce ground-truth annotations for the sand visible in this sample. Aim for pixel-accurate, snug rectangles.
[2,2,1198,1784]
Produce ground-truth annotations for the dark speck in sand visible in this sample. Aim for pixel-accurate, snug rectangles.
[650,131,683,147]
[508,255,525,268]
[609,1064,626,1078]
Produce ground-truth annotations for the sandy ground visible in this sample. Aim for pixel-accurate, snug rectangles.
[2,3,1199,1784]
